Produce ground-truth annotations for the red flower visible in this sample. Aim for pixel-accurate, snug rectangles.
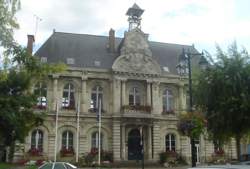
[28,147,43,156]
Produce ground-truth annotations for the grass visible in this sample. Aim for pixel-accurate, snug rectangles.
[0,163,14,169]
[0,163,37,169]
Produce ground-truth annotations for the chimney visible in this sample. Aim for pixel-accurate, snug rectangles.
[108,28,115,53]
[27,35,35,54]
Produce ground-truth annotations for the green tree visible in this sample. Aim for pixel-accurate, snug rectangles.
[0,0,20,48]
[0,45,65,161]
[194,42,250,160]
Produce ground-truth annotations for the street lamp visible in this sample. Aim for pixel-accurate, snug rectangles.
[176,48,208,167]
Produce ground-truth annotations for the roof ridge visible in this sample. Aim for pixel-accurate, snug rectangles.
[52,31,193,47]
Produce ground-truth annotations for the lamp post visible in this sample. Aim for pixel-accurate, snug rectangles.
[176,48,208,167]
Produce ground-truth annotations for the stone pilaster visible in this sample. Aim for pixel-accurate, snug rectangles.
[152,81,160,114]
[121,124,126,160]
[147,125,152,159]
[112,120,121,161]
[146,81,152,106]
[48,134,56,160]
[79,136,87,155]
[152,121,161,160]
[180,136,190,163]
[52,75,59,111]
[121,79,127,106]
[81,77,87,113]
[178,83,185,113]
[113,78,121,113]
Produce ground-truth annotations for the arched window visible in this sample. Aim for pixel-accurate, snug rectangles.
[163,89,174,113]
[91,132,103,149]
[62,83,75,109]
[165,133,176,152]
[62,131,73,150]
[90,86,103,111]
[129,87,140,106]
[34,82,47,109]
[31,129,43,151]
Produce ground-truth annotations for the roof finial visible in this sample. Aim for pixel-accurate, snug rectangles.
[126,3,144,31]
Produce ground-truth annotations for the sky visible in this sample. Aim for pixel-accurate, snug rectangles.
[13,0,250,55]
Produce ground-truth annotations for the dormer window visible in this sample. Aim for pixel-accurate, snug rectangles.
[41,57,47,63]
[66,58,75,65]
[94,60,101,67]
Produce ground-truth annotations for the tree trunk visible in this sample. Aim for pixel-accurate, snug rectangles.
[235,135,241,160]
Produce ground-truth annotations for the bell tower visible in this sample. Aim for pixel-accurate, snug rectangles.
[126,3,144,31]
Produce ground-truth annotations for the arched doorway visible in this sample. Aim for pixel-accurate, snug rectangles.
[128,129,142,160]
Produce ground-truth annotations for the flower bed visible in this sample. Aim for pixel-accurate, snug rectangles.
[60,147,74,157]
[28,148,43,156]
[122,105,151,113]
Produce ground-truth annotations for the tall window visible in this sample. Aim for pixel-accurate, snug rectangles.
[62,131,73,150]
[163,89,174,112]
[31,129,43,151]
[91,132,103,149]
[129,87,140,106]
[91,86,103,111]
[165,134,176,152]
[34,82,47,108]
[62,83,75,109]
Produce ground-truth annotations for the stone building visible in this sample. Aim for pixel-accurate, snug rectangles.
[23,4,237,164]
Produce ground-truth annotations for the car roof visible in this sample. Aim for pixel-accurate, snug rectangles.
[188,165,250,169]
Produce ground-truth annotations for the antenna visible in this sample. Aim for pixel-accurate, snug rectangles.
[33,14,42,38]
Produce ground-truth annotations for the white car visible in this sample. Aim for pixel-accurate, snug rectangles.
[38,162,78,169]
[187,164,250,169]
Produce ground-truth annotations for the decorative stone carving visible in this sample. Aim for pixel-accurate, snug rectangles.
[112,29,161,75]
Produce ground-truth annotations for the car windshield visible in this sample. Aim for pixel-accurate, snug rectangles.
[39,163,53,169]
[54,163,66,169]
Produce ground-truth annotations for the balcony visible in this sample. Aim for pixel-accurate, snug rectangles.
[121,105,151,116]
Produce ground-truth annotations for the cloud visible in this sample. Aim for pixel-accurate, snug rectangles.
[13,0,250,54]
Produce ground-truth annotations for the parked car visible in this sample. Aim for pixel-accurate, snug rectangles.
[187,164,250,169]
[38,162,78,169]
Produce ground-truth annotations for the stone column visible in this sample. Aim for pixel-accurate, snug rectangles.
[81,77,87,113]
[52,75,59,111]
[112,120,121,161]
[121,124,126,160]
[152,81,160,115]
[148,125,152,159]
[152,121,161,161]
[113,78,121,113]
[147,81,152,106]
[121,79,127,106]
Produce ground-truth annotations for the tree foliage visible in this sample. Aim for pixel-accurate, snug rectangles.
[0,0,20,48]
[0,45,66,161]
[194,42,250,159]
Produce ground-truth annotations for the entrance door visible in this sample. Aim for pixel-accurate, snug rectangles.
[128,129,142,160]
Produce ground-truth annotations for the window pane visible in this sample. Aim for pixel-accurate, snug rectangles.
[62,132,67,148]
[91,93,97,109]
[129,95,134,105]
[135,95,140,105]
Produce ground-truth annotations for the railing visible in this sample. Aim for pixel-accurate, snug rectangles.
[121,105,152,113]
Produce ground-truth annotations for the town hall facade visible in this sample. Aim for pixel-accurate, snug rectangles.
[20,4,237,164]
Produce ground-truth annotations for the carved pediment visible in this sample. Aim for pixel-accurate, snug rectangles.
[112,29,161,75]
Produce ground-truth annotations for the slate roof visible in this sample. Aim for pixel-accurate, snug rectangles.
[35,32,198,75]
